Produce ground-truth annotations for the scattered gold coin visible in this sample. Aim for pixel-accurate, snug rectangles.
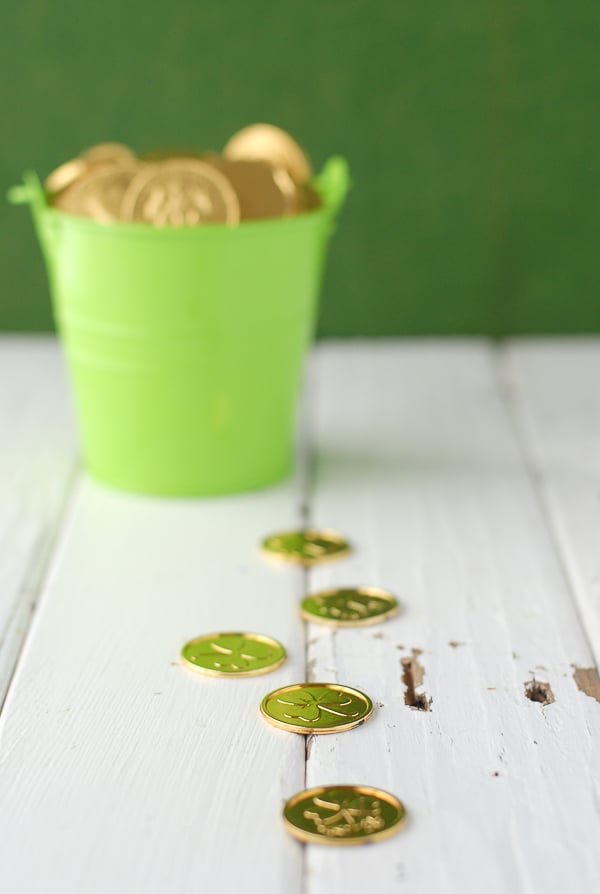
[301,586,399,627]
[52,164,140,222]
[261,528,350,566]
[260,682,373,734]
[121,159,240,226]
[181,632,286,677]
[283,785,406,846]
[223,123,312,184]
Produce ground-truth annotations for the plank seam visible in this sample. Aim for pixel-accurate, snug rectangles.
[299,359,318,893]
[0,465,81,715]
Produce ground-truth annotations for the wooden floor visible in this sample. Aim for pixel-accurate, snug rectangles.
[1,337,599,893]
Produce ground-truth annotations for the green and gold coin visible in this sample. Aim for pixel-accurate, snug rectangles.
[260,682,373,734]
[283,785,406,846]
[301,586,399,627]
[261,529,351,567]
[181,632,286,677]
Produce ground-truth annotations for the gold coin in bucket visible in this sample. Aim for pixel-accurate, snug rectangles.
[261,529,350,566]
[139,147,209,162]
[204,156,299,220]
[46,143,135,197]
[301,586,399,627]
[260,682,373,734]
[181,632,286,677]
[283,785,406,846]
[52,164,140,222]
[121,159,240,226]
[223,123,312,184]
[295,181,322,213]
[45,157,88,195]
[79,142,136,165]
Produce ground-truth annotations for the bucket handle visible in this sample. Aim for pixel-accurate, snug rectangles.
[313,156,351,223]
[7,170,48,212]
[7,171,60,261]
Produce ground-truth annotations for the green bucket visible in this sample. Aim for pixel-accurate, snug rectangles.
[10,158,349,497]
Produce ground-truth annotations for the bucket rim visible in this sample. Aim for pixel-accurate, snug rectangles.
[42,198,329,238]
[13,155,350,240]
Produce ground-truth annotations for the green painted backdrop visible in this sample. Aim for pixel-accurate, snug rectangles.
[2,1,599,336]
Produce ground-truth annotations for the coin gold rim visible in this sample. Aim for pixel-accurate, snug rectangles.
[282,785,407,846]
[270,166,300,216]
[300,586,400,628]
[260,682,374,734]
[44,157,89,194]
[181,631,287,678]
[79,142,135,165]
[261,528,351,567]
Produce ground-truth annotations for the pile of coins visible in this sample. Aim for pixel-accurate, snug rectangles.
[181,527,407,847]
[45,124,321,227]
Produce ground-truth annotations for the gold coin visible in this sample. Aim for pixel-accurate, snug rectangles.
[45,143,134,197]
[45,157,88,195]
[79,142,135,165]
[52,164,140,222]
[139,148,209,162]
[260,682,373,734]
[204,156,299,220]
[181,632,286,677]
[223,123,312,183]
[301,587,399,627]
[261,529,350,566]
[283,785,406,846]
[121,159,240,226]
[296,182,322,213]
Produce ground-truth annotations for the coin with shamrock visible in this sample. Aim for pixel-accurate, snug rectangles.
[260,682,373,734]
[181,632,286,677]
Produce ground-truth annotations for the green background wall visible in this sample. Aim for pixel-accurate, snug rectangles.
[2,1,599,336]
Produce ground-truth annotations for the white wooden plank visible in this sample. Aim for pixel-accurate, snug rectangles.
[304,341,600,894]
[3,338,600,894]
[0,476,307,892]
[0,336,77,703]
[504,339,600,667]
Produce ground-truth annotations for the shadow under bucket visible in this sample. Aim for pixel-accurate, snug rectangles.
[11,157,349,497]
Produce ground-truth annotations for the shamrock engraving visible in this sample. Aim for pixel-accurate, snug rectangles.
[303,793,384,838]
[143,180,213,226]
[270,533,328,560]
[192,636,275,671]
[316,592,389,621]
[276,686,361,723]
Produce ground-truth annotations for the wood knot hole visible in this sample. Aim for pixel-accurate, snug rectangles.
[524,679,554,706]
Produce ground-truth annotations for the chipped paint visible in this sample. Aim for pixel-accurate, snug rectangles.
[573,667,600,704]
[401,649,432,711]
